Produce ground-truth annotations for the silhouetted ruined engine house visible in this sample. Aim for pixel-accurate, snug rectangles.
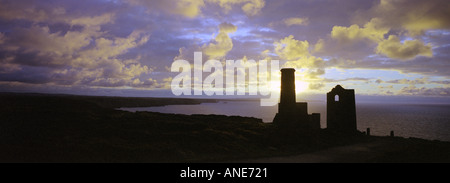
[273,68,320,129]
[327,85,357,132]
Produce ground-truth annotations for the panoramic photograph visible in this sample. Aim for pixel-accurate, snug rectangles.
[0,0,449,171]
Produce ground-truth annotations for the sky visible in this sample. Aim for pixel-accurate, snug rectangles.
[0,0,449,102]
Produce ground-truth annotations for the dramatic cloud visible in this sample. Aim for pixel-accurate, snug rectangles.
[127,0,265,17]
[331,18,389,43]
[70,13,115,27]
[126,0,205,18]
[174,0,206,18]
[274,35,325,78]
[356,0,450,36]
[0,0,448,98]
[376,35,433,60]
[274,35,310,61]
[208,0,266,16]
[386,78,429,85]
[0,0,53,22]
[308,83,325,90]
[400,85,450,96]
[0,32,4,45]
[0,5,154,88]
[283,17,309,26]
[203,22,237,59]
[378,85,393,89]
[313,39,324,53]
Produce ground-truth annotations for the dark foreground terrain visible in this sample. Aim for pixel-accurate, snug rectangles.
[0,93,449,163]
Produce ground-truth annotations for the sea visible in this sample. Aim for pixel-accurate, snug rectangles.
[120,101,450,141]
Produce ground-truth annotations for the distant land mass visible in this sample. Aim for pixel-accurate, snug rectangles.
[0,93,449,163]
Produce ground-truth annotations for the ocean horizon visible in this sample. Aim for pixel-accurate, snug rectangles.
[121,100,450,142]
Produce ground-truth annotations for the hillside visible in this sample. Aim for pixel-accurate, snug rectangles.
[0,93,449,162]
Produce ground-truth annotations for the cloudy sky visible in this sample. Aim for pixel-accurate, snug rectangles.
[0,0,449,100]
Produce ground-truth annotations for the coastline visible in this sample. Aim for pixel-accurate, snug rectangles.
[0,93,449,163]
